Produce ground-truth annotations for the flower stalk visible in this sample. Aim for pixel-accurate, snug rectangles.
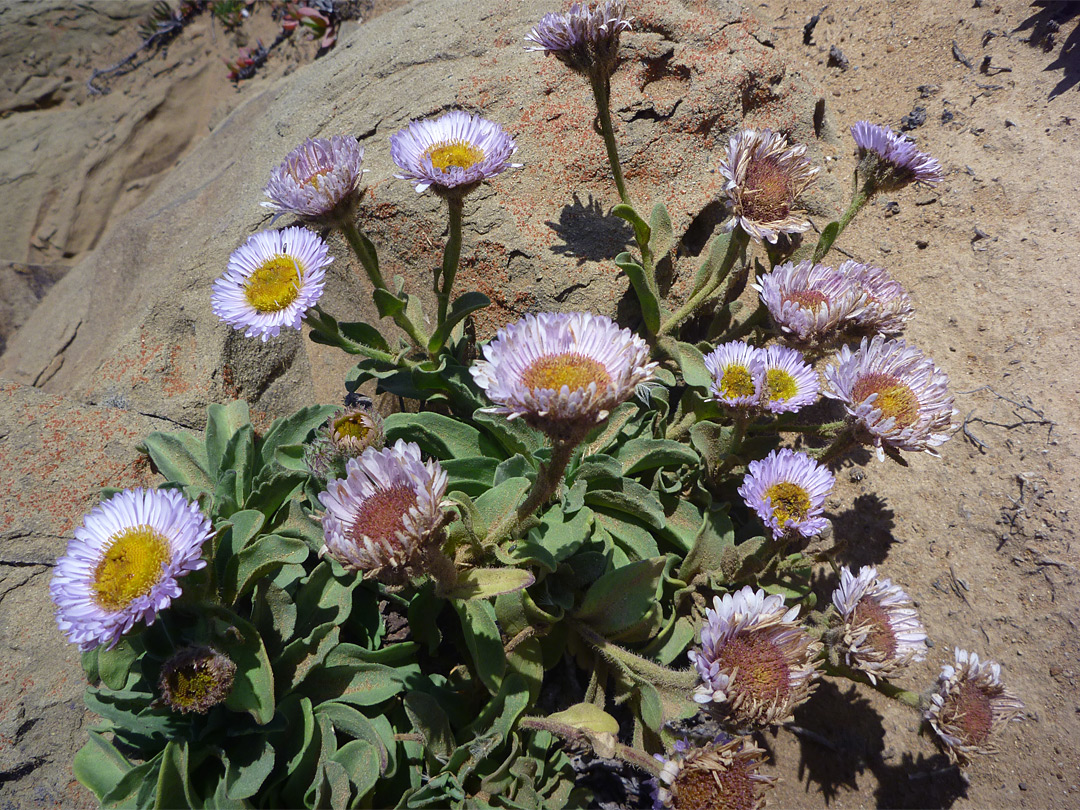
[437,196,464,327]
[659,228,749,337]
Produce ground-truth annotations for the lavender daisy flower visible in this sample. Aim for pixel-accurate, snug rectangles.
[390,110,519,196]
[470,312,656,442]
[653,735,776,810]
[319,440,451,581]
[703,341,764,408]
[720,129,820,244]
[50,488,212,652]
[525,2,632,77]
[158,646,236,714]
[262,135,364,222]
[738,448,834,539]
[755,260,865,343]
[689,586,822,727]
[832,565,928,684]
[757,344,819,414]
[211,226,332,341]
[926,648,1025,764]
[851,121,943,191]
[838,260,915,336]
[824,334,958,459]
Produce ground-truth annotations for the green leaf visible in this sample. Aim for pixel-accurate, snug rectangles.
[139,431,212,494]
[441,456,498,496]
[616,437,699,476]
[225,534,309,604]
[260,404,338,467]
[273,443,308,472]
[494,454,534,486]
[474,477,531,537]
[454,599,505,694]
[315,703,388,772]
[99,752,162,809]
[445,568,536,601]
[73,732,132,801]
[614,251,660,334]
[339,319,392,353]
[215,509,265,579]
[595,510,660,561]
[97,639,138,691]
[533,505,594,563]
[689,230,732,296]
[221,738,275,800]
[302,663,408,707]
[677,506,735,582]
[689,420,734,473]
[373,287,406,318]
[275,622,340,698]
[575,557,667,638]
[812,220,841,263]
[584,479,665,529]
[384,411,494,460]
[273,499,325,551]
[611,203,651,246]
[548,703,620,736]
[571,453,622,484]
[404,691,456,763]
[648,201,674,261]
[331,739,380,804]
[219,609,276,724]
[205,401,251,479]
[473,411,543,459]
[675,341,711,390]
[155,739,195,810]
[251,580,297,658]
[583,401,640,455]
[658,497,703,553]
[428,291,490,353]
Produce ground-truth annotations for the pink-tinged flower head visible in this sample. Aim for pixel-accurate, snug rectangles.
[926,648,1025,764]
[525,2,632,77]
[757,344,819,414]
[212,226,332,341]
[838,260,915,336]
[739,448,834,539]
[50,488,212,651]
[390,110,519,196]
[262,135,364,221]
[851,121,943,191]
[720,129,820,244]
[824,334,958,459]
[703,341,763,408]
[755,260,865,343]
[689,586,822,727]
[653,735,776,810]
[832,565,927,683]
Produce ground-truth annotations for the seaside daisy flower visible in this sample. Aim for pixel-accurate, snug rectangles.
[832,565,927,684]
[838,260,915,336]
[470,311,657,442]
[926,648,1025,764]
[738,448,834,539]
[304,400,386,480]
[390,110,519,196]
[212,226,332,341]
[158,646,236,714]
[824,334,958,459]
[525,2,632,78]
[262,135,365,222]
[653,735,776,810]
[318,440,450,580]
[757,344,819,414]
[689,586,822,727]
[756,260,865,343]
[50,488,212,652]
[703,341,763,408]
[851,121,943,191]
[720,129,820,244]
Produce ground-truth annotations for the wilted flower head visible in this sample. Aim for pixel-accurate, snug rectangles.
[304,400,386,480]
[689,586,822,727]
[653,735,776,810]
[158,646,236,714]
[851,121,943,192]
[756,260,865,343]
[720,129,820,244]
[318,440,450,581]
[703,341,763,408]
[738,448,834,539]
[50,488,212,651]
[212,226,332,341]
[390,110,519,196]
[926,648,1025,764]
[832,565,927,683]
[838,260,915,336]
[525,2,632,78]
[262,135,364,222]
[757,344,819,414]
[824,334,958,459]
[470,311,656,442]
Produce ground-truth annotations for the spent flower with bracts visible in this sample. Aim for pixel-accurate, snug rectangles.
[51,488,213,652]
[470,311,657,442]
[926,648,1025,764]
[652,736,776,810]
[757,344,819,414]
[703,341,764,408]
[525,2,632,78]
[304,400,386,480]
[838,260,915,336]
[157,646,236,715]
[262,135,364,222]
[212,226,332,341]
[851,120,943,192]
[390,110,519,196]
[756,260,865,343]
[739,448,834,540]
[689,586,822,727]
[720,128,820,244]
[824,334,958,460]
[319,440,451,581]
[831,565,927,684]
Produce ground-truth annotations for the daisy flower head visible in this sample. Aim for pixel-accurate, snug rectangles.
[838,260,915,336]
[832,565,927,683]
[262,135,364,222]
[720,128,820,244]
[525,2,632,78]
[703,341,763,408]
[755,260,865,344]
[50,488,212,652]
[318,440,451,580]
[158,646,236,714]
[211,226,332,341]
[390,110,519,196]
[738,448,834,539]
[851,121,943,192]
[757,344,819,414]
[304,400,386,480]
[653,735,776,810]
[926,648,1025,764]
[688,586,822,727]
[824,334,958,459]
[469,311,657,442]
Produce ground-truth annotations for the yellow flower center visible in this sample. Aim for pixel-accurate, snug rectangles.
[521,353,611,394]
[742,155,792,224]
[718,364,756,399]
[92,525,172,611]
[333,412,374,442]
[716,632,791,706]
[764,481,811,527]
[244,255,302,313]
[674,759,755,810]
[349,484,418,546]
[764,367,798,402]
[851,372,920,428]
[169,666,218,710]
[424,141,485,173]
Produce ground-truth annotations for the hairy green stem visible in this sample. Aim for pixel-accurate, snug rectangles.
[813,183,871,262]
[573,621,700,693]
[518,717,663,777]
[516,439,576,521]
[307,304,397,364]
[812,422,858,465]
[437,196,464,327]
[660,227,749,336]
[588,71,630,207]
[824,660,927,710]
[665,410,697,442]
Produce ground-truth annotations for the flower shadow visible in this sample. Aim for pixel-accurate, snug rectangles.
[545,193,633,266]
[1014,2,1080,99]
[826,493,898,568]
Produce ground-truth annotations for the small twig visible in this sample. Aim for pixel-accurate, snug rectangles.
[783,723,837,751]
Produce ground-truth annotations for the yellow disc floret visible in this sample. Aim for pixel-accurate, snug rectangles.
[852,373,920,428]
[521,353,611,394]
[719,364,757,399]
[764,482,811,527]
[424,141,485,173]
[244,255,303,313]
[92,525,172,611]
[764,368,799,403]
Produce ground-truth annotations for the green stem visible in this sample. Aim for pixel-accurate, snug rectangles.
[487,439,577,544]
[812,422,858,465]
[824,660,927,710]
[572,621,700,693]
[518,717,663,777]
[307,304,397,364]
[659,228,749,337]
[438,197,464,327]
[588,70,630,206]
[665,410,696,442]
[748,418,847,435]
[813,183,871,262]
